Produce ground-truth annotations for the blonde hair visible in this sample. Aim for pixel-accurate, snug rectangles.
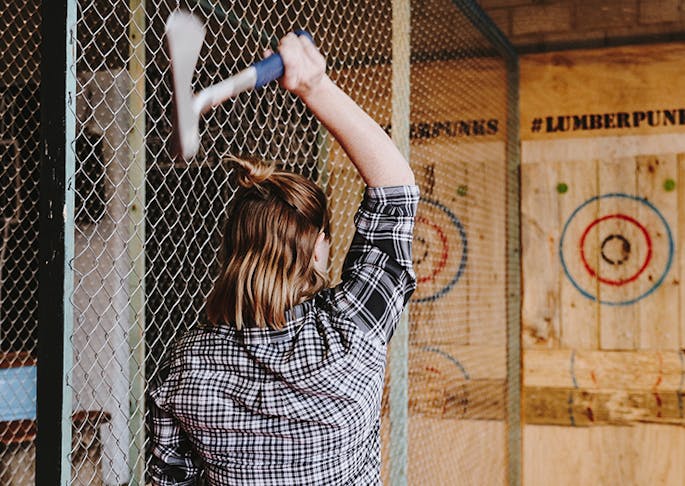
[205,156,330,330]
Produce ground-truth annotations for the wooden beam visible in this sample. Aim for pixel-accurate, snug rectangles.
[524,349,685,426]
[525,386,685,426]
[382,346,508,420]
[524,349,685,391]
[410,379,506,420]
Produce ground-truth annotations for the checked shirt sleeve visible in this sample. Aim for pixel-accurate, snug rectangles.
[148,371,201,486]
[332,184,419,343]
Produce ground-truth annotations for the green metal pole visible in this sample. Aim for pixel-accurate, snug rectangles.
[389,0,410,484]
[127,1,146,483]
[505,55,521,486]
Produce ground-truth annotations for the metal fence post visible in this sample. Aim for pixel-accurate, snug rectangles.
[37,0,76,484]
[505,55,521,486]
[127,0,147,483]
[389,0,411,484]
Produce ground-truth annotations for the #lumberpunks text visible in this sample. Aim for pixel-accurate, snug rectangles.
[530,108,685,133]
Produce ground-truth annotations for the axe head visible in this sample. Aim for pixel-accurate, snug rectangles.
[165,11,205,160]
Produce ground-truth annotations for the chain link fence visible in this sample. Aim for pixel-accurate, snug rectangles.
[0,0,518,484]
[0,0,41,483]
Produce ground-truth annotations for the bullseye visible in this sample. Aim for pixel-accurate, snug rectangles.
[600,234,631,266]
[579,213,652,286]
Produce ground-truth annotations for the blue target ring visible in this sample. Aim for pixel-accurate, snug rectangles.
[421,346,470,379]
[412,197,467,303]
[559,193,674,306]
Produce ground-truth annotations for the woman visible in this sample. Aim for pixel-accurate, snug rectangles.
[149,31,418,485]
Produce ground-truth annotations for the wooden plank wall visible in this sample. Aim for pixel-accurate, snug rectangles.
[327,60,510,485]
[521,43,685,485]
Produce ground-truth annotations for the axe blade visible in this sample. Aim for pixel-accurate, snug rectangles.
[165,11,205,160]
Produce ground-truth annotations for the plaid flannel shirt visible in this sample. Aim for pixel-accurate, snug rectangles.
[148,184,419,486]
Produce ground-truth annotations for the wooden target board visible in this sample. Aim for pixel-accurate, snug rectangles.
[520,43,685,486]
[409,140,506,352]
[521,44,685,353]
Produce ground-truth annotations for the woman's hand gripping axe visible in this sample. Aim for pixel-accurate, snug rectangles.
[165,10,312,160]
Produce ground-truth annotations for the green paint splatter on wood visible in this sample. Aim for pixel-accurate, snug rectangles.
[557,183,568,194]
[664,178,676,192]
[457,185,468,197]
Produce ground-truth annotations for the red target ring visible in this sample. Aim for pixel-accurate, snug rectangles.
[415,215,449,284]
[579,213,653,286]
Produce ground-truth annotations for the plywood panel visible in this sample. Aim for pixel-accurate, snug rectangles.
[524,424,685,486]
[468,157,508,348]
[523,425,590,486]
[636,154,679,349]
[598,158,637,349]
[522,134,685,166]
[558,159,599,349]
[521,43,685,142]
[409,344,506,420]
[382,418,506,486]
[408,140,507,351]
[521,43,685,486]
[408,418,506,486]
[521,162,560,348]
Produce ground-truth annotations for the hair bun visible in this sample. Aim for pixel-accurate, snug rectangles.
[227,155,275,189]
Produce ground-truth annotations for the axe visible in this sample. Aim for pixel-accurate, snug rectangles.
[165,10,312,160]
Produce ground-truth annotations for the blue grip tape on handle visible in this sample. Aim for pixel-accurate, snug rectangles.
[253,30,314,89]
[253,54,284,89]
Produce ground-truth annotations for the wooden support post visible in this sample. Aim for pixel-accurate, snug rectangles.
[127,1,146,483]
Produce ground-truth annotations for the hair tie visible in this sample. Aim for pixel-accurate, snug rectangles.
[226,155,276,190]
